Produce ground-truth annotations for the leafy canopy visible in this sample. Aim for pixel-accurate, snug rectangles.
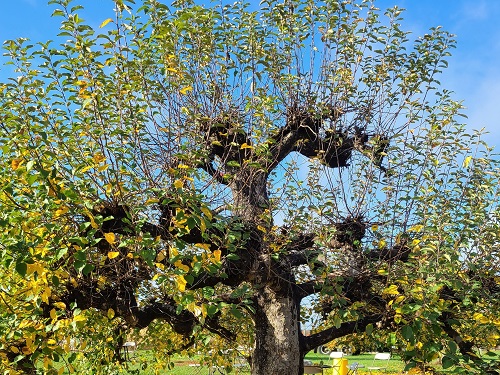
[0,0,499,374]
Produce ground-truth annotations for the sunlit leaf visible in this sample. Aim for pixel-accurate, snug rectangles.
[179,86,193,95]
[99,18,113,28]
[11,158,21,170]
[104,232,116,244]
[107,251,120,259]
[176,275,187,292]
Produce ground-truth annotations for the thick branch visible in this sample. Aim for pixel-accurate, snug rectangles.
[295,280,324,300]
[438,282,500,365]
[266,104,389,172]
[439,311,478,359]
[134,298,236,341]
[302,314,385,353]
[199,158,228,184]
[366,243,411,262]
[282,232,317,267]
[200,112,253,174]
[266,104,344,170]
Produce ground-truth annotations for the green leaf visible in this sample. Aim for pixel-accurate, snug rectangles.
[442,355,456,369]
[55,247,68,260]
[52,275,60,287]
[25,160,35,172]
[207,305,218,317]
[15,262,27,277]
[365,323,373,335]
[402,325,414,341]
[74,260,86,272]
[230,307,243,319]
[82,264,94,276]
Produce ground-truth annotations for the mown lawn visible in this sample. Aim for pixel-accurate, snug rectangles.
[65,351,427,374]
[43,349,499,374]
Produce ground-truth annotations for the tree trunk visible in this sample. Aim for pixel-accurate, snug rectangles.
[251,286,304,375]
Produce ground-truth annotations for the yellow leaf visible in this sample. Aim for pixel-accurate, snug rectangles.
[176,275,187,292]
[50,308,57,320]
[41,287,51,304]
[179,86,193,95]
[97,164,109,172]
[463,155,472,168]
[104,232,116,244]
[201,206,213,220]
[11,158,22,170]
[408,224,424,233]
[240,143,253,149]
[93,152,106,163]
[53,302,66,310]
[174,179,184,189]
[10,346,19,353]
[84,209,99,229]
[174,260,190,273]
[156,250,167,262]
[107,308,115,319]
[383,284,400,295]
[127,252,134,259]
[80,165,92,173]
[257,225,267,233]
[100,18,113,28]
[44,357,52,369]
[73,314,86,323]
[55,205,69,218]
[22,346,32,355]
[25,335,34,350]
[18,320,31,329]
[213,249,221,263]
[473,312,489,324]
[178,164,190,169]
[27,262,44,276]
[108,251,120,259]
[394,295,406,303]
[47,339,57,346]
[195,243,211,251]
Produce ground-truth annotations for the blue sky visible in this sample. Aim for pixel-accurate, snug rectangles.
[1,0,499,147]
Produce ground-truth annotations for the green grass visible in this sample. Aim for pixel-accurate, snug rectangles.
[305,352,404,374]
[120,351,406,374]
[40,349,499,374]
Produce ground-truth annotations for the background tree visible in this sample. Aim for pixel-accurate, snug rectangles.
[0,0,499,374]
